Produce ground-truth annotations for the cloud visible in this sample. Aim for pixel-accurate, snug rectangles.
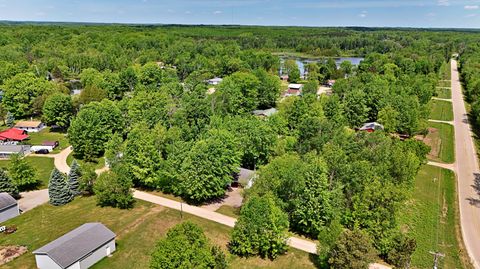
[438,0,450,6]
[465,5,479,9]
[359,10,367,18]
[213,10,222,14]
[465,13,477,17]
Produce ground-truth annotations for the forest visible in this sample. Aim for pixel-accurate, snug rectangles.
[1,23,480,268]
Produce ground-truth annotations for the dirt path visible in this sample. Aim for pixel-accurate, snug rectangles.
[450,59,480,269]
[427,161,455,171]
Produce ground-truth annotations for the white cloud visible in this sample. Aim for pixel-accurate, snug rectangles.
[359,10,367,18]
[438,0,450,6]
[465,5,479,9]
[466,13,477,17]
[213,10,223,14]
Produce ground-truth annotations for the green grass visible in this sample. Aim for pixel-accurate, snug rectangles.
[438,80,451,87]
[430,100,454,121]
[0,197,316,269]
[66,150,105,169]
[398,165,468,269]
[26,127,69,154]
[0,157,54,188]
[436,87,451,99]
[215,205,241,218]
[425,122,455,163]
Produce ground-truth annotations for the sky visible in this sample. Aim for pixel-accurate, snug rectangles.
[0,0,480,28]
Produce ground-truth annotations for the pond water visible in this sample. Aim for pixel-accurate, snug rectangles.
[279,56,364,76]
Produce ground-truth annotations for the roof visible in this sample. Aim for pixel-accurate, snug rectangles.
[0,145,29,154]
[288,83,303,89]
[359,122,384,131]
[33,223,116,268]
[0,192,17,211]
[208,77,223,82]
[253,108,278,117]
[0,129,29,141]
[42,141,58,147]
[238,168,255,181]
[14,121,43,128]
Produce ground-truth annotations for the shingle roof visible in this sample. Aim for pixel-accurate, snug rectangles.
[14,121,43,128]
[0,192,17,211]
[0,128,29,141]
[33,223,116,268]
[0,145,29,154]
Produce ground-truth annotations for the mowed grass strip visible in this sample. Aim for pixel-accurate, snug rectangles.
[0,197,317,269]
[430,99,454,121]
[436,87,451,99]
[425,122,455,163]
[398,165,465,269]
[0,156,55,188]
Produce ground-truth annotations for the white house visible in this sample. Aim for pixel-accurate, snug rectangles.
[14,121,45,133]
[0,193,19,223]
[33,223,116,269]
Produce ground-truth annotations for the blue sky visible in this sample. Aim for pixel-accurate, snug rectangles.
[0,0,479,28]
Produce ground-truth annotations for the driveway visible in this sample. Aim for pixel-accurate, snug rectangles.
[18,189,49,212]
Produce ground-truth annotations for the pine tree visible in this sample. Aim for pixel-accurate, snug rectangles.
[0,169,19,198]
[6,112,14,127]
[48,168,73,206]
[68,160,81,196]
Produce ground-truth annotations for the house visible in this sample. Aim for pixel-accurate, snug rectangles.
[253,108,278,118]
[0,128,29,142]
[0,193,19,223]
[287,84,303,96]
[14,121,45,133]
[207,77,223,86]
[359,122,384,132]
[33,223,116,269]
[0,145,31,158]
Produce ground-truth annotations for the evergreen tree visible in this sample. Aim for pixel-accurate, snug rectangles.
[48,168,73,206]
[6,112,14,127]
[0,168,19,198]
[68,160,81,196]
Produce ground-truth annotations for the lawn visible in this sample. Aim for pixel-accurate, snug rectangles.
[436,87,451,99]
[0,156,54,188]
[430,99,454,121]
[215,205,241,218]
[26,127,69,154]
[66,150,106,170]
[398,165,470,269]
[424,122,455,163]
[0,197,317,269]
[438,80,451,88]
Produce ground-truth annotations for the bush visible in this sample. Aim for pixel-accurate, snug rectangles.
[93,167,133,209]
[328,229,377,269]
[229,194,289,259]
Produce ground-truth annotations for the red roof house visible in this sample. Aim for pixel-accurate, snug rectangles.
[0,128,29,141]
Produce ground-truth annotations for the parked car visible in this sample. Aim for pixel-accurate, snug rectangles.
[35,149,49,154]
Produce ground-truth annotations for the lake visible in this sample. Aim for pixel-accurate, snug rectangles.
[279,56,364,76]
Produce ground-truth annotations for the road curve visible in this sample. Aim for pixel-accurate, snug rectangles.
[451,59,480,269]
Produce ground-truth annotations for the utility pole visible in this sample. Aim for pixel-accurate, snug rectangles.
[429,251,445,269]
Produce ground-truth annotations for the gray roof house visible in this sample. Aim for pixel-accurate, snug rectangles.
[0,145,31,159]
[33,223,116,269]
[0,192,19,223]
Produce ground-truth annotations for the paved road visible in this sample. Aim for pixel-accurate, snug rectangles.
[451,59,480,269]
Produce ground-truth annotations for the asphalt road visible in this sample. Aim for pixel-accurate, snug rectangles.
[451,59,480,269]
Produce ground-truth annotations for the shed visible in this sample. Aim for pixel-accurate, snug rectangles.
[14,121,45,133]
[359,122,384,132]
[287,84,303,96]
[0,192,19,223]
[33,223,116,269]
[0,145,31,159]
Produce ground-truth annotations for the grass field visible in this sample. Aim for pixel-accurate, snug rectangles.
[26,128,69,154]
[66,151,106,170]
[0,157,54,188]
[430,100,454,121]
[425,122,455,163]
[436,87,451,99]
[438,80,451,87]
[0,197,316,269]
[215,205,241,218]
[398,165,467,269]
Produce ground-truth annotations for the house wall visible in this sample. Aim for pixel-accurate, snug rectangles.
[66,261,81,269]
[78,240,116,269]
[35,254,62,269]
[17,124,45,133]
[0,205,19,223]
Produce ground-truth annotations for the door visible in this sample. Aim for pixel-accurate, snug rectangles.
[106,246,111,256]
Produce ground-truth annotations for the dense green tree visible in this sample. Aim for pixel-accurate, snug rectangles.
[386,233,416,269]
[377,105,399,133]
[302,80,319,96]
[8,154,37,190]
[0,168,19,198]
[150,222,228,269]
[215,72,260,115]
[178,129,241,203]
[104,132,123,169]
[288,67,300,83]
[78,85,108,105]
[229,194,289,259]
[93,166,134,209]
[127,90,173,128]
[328,229,377,269]
[79,163,97,195]
[68,160,81,196]
[119,66,137,92]
[42,93,73,128]
[254,69,281,108]
[48,168,74,206]
[68,99,124,160]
